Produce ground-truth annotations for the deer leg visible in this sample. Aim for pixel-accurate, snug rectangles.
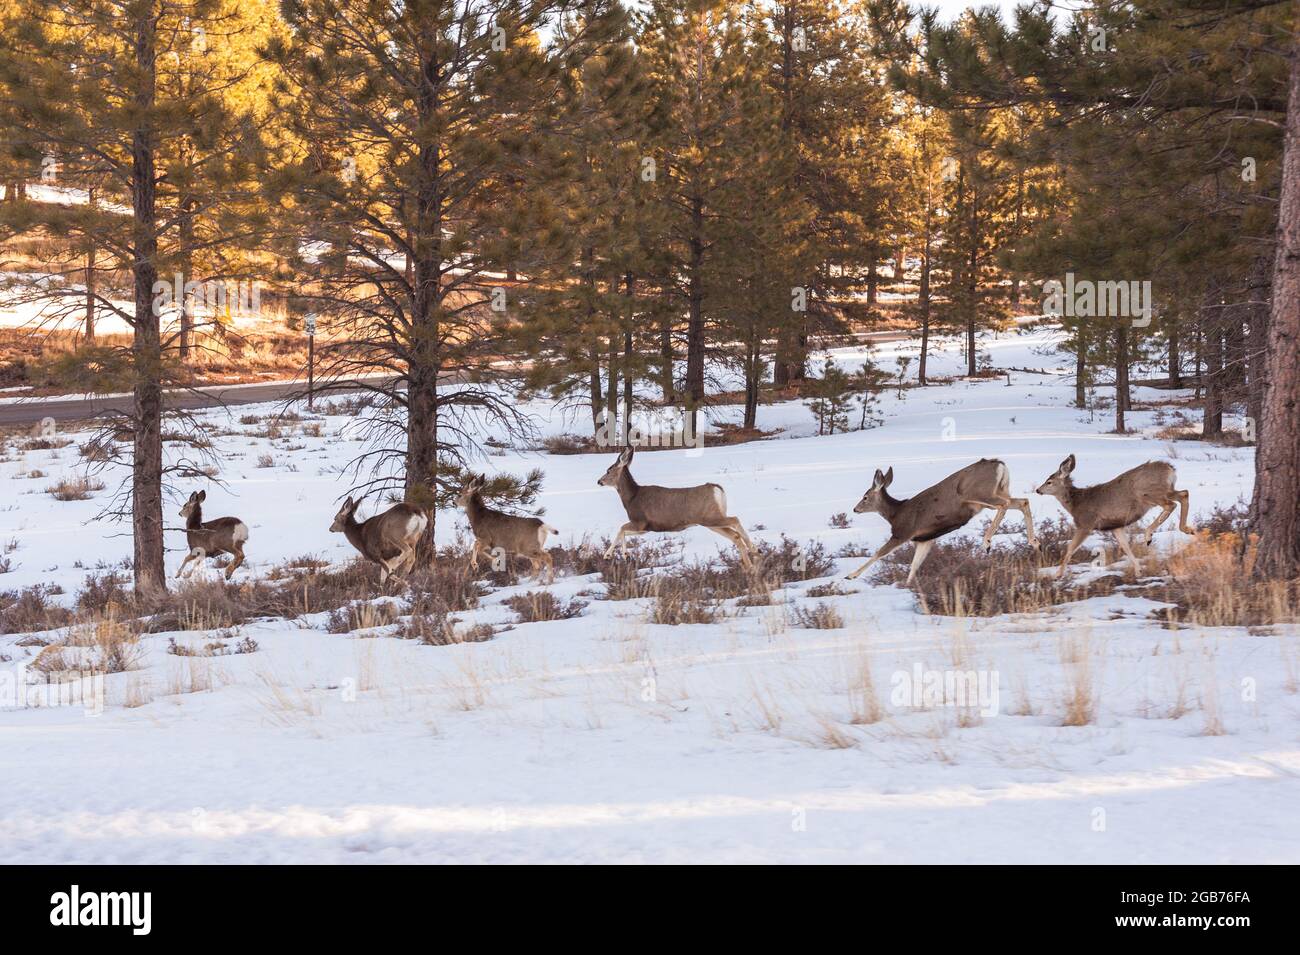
[468,540,483,571]
[1142,503,1176,544]
[1056,529,1088,579]
[981,504,1009,553]
[1007,497,1039,549]
[224,544,246,580]
[175,550,200,579]
[1174,489,1195,534]
[905,539,935,585]
[725,517,755,553]
[705,524,750,564]
[846,537,906,580]
[604,523,645,558]
[1113,526,1142,576]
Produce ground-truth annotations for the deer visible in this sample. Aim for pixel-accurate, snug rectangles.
[845,458,1038,584]
[457,474,558,584]
[176,490,249,580]
[329,496,428,587]
[1035,455,1194,579]
[597,446,754,564]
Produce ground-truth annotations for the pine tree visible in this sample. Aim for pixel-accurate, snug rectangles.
[0,0,265,594]
[264,0,630,547]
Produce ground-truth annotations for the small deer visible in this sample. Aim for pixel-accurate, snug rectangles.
[177,490,249,580]
[845,458,1038,584]
[457,474,558,584]
[597,447,754,563]
[329,496,428,587]
[1035,455,1194,578]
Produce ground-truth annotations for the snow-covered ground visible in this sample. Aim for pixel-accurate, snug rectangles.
[1,327,1293,864]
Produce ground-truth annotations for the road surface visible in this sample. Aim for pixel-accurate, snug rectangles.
[0,376,393,427]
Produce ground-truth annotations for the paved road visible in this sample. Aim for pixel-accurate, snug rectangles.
[0,376,393,427]
[0,330,911,428]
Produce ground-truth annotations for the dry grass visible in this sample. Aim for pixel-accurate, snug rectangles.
[1058,633,1098,726]
[1143,531,1300,628]
[0,584,71,634]
[790,602,844,629]
[503,590,587,623]
[45,476,106,500]
[874,517,1122,617]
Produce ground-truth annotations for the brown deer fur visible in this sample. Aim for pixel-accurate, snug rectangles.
[846,458,1038,584]
[177,490,249,580]
[1035,455,1194,578]
[457,475,558,584]
[597,447,754,563]
[329,496,427,587]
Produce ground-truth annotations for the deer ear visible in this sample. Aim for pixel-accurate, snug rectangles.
[619,447,634,464]
[872,469,885,488]
[197,490,206,502]
[1060,455,1076,476]
[883,467,894,487]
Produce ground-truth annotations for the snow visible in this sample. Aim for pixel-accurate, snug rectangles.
[0,326,1292,864]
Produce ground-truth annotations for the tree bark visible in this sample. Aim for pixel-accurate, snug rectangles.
[684,193,705,434]
[131,9,165,595]
[1251,3,1300,578]
[1202,287,1224,439]
[918,247,931,386]
[84,187,96,341]
[1115,321,1130,433]
[405,42,443,545]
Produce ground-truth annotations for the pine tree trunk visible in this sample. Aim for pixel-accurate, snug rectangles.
[1075,325,1087,409]
[685,194,705,434]
[1202,287,1223,438]
[1251,3,1300,578]
[405,53,443,547]
[1115,322,1129,432]
[918,251,931,386]
[622,273,634,447]
[659,324,674,404]
[1168,325,1181,388]
[178,196,194,361]
[1246,253,1271,431]
[866,260,878,305]
[85,187,96,342]
[131,10,164,596]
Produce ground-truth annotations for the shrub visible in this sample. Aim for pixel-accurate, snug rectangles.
[791,602,844,629]
[504,591,587,623]
[46,476,106,500]
[0,585,71,635]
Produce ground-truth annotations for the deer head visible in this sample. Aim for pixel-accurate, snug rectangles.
[853,468,894,514]
[456,474,485,509]
[179,489,206,520]
[598,447,634,488]
[329,496,359,533]
[1035,455,1076,499]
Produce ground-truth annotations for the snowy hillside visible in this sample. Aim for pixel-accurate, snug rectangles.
[0,327,1293,864]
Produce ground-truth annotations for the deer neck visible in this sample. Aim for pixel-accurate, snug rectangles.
[465,492,488,531]
[1056,479,1081,515]
[342,514,368,555]
[615,468,640,509]
[878,489,905,528]
[186,505,203,531]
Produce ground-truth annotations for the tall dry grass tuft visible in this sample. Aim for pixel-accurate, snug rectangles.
[1148,531,1299,628]
[1058,633,1097,726]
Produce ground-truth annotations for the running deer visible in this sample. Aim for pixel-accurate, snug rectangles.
[597,447,754,563]
[177,490,249,580]
[458,474,558,584]
[329,496,428,587]
[845,458,1038,584]
[1035,455,1194,578]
